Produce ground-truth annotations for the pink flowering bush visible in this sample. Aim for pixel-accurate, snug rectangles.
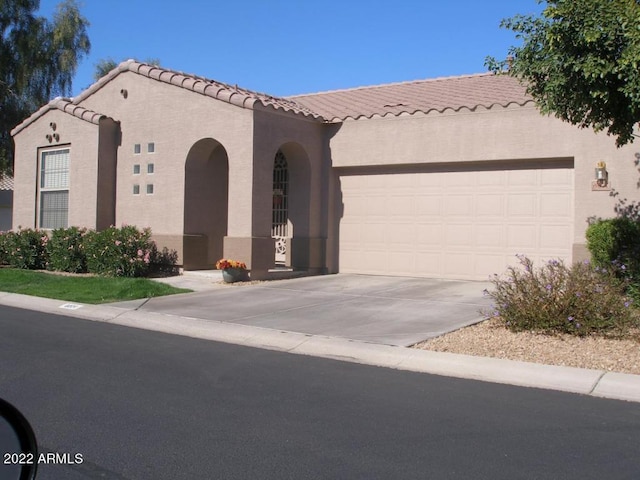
[0,225,178,277]
[47,227,89,273]
[484,255,637,337]
[85,225,156,277]
[1,228,49,270]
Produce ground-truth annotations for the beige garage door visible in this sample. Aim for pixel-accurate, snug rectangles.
[338,163,574,280]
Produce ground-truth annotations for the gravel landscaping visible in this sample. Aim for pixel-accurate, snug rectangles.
[413,318,640,375]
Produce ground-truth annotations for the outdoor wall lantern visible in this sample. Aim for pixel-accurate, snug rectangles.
[595,161,608,187]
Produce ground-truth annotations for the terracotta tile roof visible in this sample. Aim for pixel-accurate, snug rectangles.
[11,98,106,136]
[0,174,13,191]
[74,60,325,121]
[12,66,533,138]
[289,73,532,121]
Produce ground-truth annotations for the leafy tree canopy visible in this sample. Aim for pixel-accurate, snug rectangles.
[486,0,640,147]
[0,0,90,175]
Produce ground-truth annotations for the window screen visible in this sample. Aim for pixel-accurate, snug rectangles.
[39,148,69,229]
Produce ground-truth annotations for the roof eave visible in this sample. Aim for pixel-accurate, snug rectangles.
[11,98,107,137]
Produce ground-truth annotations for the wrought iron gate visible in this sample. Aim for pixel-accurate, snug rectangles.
[272,151,288,264]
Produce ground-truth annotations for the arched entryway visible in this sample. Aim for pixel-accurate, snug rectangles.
[271,143,311,268]
[183,138,229,269]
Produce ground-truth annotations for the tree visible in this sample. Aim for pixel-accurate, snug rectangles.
[93,57,160,81]
[486,0,640,147]
[0,0,90,175]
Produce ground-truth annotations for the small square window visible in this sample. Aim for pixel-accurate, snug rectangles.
[134,144,141,154]
[133,184,140,195]
[147,163,154,174]
[133,164,140,174]
[146,184,154,195]
[147,142,155,153]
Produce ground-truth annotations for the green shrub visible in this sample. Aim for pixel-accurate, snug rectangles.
[47,227,88,273]
[3,228,49,270]
[484,255,636,337]
[586,217,640,302]
[85,225,156,277]
[149,246,180,276]
[0,225,178,278]
[0,231,13,265]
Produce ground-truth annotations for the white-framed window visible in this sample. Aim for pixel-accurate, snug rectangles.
[134,144,141,154]
[146,184,154,195]
[147,142,155,153]
[147,163,154,174]
[39,148,69,229]
[133,164,141,174]
[133,184,140,195]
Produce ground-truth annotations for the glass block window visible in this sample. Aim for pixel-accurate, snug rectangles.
[133,184,140,195]
[133,164,141,174]
[134,144,141,154]
[39,148,69,229]
[147,163,154,174]
[146,184,154,194]
[147,142,155,153]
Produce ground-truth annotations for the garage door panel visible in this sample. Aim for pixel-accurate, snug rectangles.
[339,164,574,280]
[444,253,475,277]
[539,224,572,249]
[508,170,538,185]
[507,224,538,249]
[540,193,572,216]
[476,195,504,216]
[541,168,572,184]
[418,231,442,248]
[444,224,474,246]
[416,195,442,216]
[476,225,505,248]
[445,195,473,216]
[508,194,537,216]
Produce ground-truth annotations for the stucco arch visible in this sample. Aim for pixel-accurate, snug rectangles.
[184,138,229,269]
[272,142,312,269]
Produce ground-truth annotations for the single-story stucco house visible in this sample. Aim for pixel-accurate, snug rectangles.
[10,60,640,280]
[0,174,12,231]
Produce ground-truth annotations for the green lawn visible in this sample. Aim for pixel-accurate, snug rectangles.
[0,268,191,304]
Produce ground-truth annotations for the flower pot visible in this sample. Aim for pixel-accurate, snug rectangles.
[222,268,248,283]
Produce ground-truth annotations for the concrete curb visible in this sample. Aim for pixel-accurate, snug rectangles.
[2,292,639,403]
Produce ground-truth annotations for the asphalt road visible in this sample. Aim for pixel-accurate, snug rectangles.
[1,305,639,480]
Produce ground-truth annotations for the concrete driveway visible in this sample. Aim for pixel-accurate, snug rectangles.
[134,274,492,346]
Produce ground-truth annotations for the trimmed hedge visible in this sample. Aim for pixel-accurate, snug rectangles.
[0,226,177,277]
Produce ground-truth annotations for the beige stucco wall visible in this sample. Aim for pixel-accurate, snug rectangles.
[252,108,327,271]
[328,104,640,253]
[12,109,102,230]
[78,72,256,239]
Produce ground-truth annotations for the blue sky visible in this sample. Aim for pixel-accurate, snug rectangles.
[38,0,544,98]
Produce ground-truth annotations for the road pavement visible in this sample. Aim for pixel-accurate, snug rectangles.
[2,306,640,480]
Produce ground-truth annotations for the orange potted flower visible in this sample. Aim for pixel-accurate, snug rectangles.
[215,258,249,283]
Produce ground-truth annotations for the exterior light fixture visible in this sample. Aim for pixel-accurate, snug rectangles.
[595,161,608,187]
